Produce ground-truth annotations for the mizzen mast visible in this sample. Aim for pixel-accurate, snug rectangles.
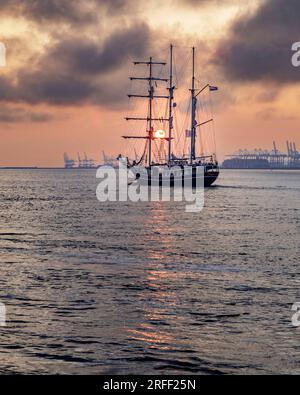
[190,46,197,165]
[168,44,175,164]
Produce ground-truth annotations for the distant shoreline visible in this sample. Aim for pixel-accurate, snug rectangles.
[0,167,300,171]
[220,167,300,171]
[0,167,98,170]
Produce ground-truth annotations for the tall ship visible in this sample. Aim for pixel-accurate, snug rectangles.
[120,45,219,187]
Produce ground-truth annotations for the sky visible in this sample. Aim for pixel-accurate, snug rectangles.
[0,0,299,166]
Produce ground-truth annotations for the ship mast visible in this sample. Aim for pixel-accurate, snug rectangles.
[124,58,169,167]
[149,57,153,166]
[190,47,197,165]
[168,45,174,164]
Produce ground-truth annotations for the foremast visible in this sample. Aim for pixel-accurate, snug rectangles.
[123,47,174,168]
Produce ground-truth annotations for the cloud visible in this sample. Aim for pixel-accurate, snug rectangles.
[0,0,137,24]
[0,0,95,24]
[0,22,152,108]
[0,0,248,115]
[256,106,296,121]
[0,106,53,123]
[177,0,245,9]
[216,0,300,83]
[95,0,136,15]
[179,0,237,4]
[49,24,150,75]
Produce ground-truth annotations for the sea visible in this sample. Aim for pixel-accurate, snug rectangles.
[0,169,299,374]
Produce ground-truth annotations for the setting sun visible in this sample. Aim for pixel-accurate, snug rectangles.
[154,130,166,139]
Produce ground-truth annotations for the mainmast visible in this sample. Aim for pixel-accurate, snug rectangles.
[190,46,197,164]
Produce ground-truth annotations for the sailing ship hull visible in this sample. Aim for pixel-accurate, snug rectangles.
[203,169,219,187]
[132,164,219,188]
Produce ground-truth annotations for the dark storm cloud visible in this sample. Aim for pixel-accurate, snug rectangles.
[0,106,53,123]
[0,22,152,107]
[0,0,136,23]
[216,0,300,83]
[178,0,237,6]
[0,0,95,23]
[95,0,136,15]
[48,23,150,75]
[15,72,95,106]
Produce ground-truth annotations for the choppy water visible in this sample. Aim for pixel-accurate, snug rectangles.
[0,169,299,374]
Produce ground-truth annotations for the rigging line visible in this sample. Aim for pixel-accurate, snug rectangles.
[176,99,191,157]
[173,55,179,90]
[158,63,167,80]
[153,139,159,162]
[154,87,166,119]
[173,49,189,89]
[176,52,191,88]
[195,77,203,86]
[142,140,149,166]
[171,107,180,157]
[176,108,186,147]
[176,92,188,135]
[173,46,179,87]
[197,100,209,156]
[174,54,189,112]
[176,108,185,155]
[184,99,192,156]
[139,139,148,165]
[198,94,210,155]
[209,91,217,156]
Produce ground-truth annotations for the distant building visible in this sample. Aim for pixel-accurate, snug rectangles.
[222,141,300,169]
[64,153,76,169]
[64,153,98,169]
